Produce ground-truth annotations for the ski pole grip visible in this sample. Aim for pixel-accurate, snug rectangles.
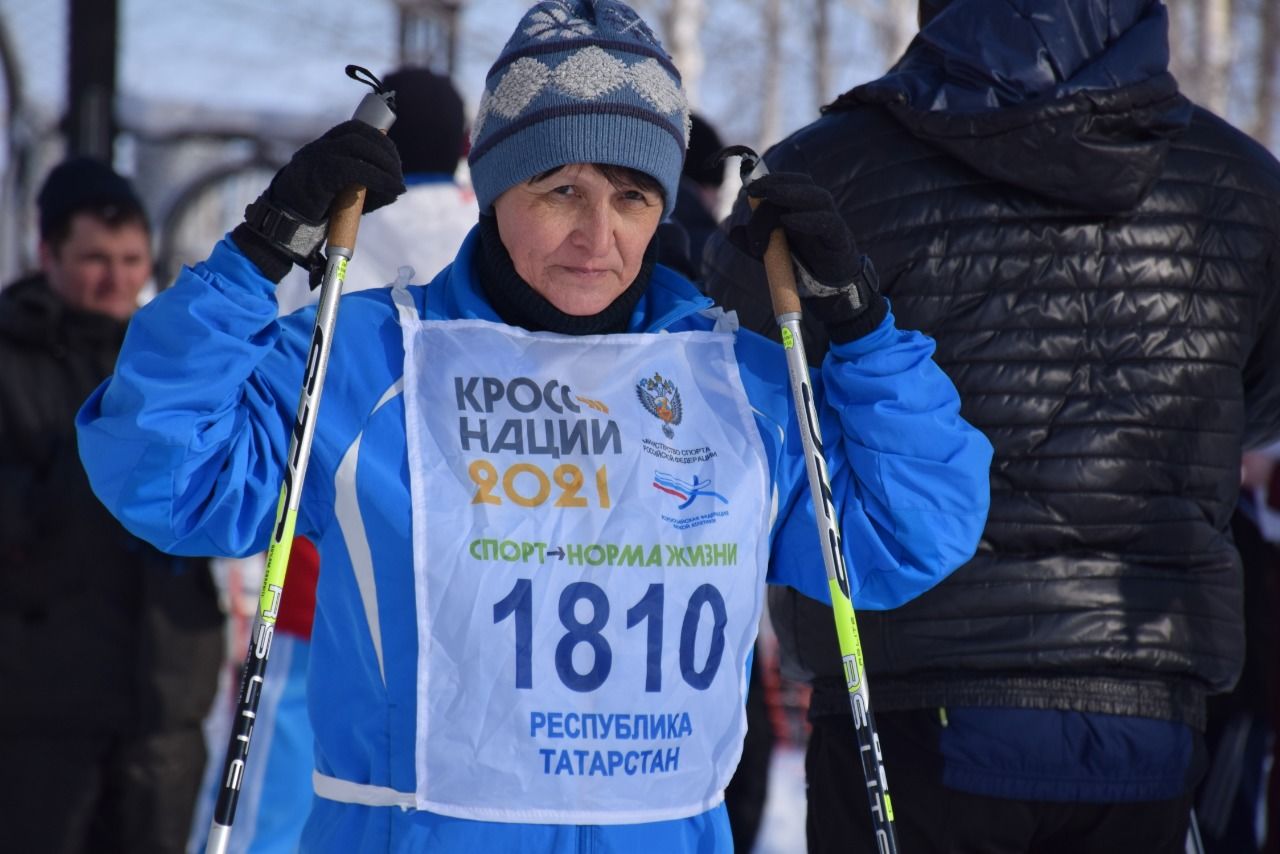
[326,186,366,251]
[747,196,804,318]
[326,89,396,252]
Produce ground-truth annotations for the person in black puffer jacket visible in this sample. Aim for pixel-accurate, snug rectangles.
[703,1,1280,851]
[0,158,224,854]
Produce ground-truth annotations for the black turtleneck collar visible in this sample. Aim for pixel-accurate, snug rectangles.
[475,215,655,336]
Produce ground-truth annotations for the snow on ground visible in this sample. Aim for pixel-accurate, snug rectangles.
[753,744,808,854]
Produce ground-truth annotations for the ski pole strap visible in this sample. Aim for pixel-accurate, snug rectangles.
[326,69,396,255]
[242,195,327,266]
[717,144,802,318]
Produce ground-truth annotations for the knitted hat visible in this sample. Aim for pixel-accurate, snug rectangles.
[36,156,146,239]
[468,0,690,219]
[383,67,468,175]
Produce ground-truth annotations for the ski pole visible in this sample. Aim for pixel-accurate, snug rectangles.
[1185,807,1205,854]
[205,65,396,854]
[721,145,900,854]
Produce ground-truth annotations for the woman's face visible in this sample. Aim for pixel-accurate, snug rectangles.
[492,163,664,316]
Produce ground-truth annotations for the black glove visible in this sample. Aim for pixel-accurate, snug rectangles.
[732,171,886,343]
[232,120,406,283]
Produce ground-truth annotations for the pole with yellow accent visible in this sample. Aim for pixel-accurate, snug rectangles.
[720,144,900,854]
[205,65,396,854]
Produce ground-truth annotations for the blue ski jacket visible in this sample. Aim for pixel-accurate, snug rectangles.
[77,229,991,852]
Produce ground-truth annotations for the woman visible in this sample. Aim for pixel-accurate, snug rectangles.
[77,1,991,850]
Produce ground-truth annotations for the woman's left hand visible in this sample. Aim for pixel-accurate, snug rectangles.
[733,171,887,341]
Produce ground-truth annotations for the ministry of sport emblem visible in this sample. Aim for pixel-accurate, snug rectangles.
[636,371,682,439]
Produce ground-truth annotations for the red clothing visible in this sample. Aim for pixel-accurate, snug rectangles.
[275,537,318,639]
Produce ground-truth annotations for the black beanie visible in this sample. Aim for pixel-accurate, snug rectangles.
[36,156,147,239]
[682,113,725,189]
[383,67,467,176]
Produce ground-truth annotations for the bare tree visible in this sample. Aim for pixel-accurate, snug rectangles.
[847,0,916,72]
[812,0,831,112]
[759,0,782,150]
[1201,0,1234,115]
[1249,0,1278,148]
[1167,1,1192,91]
[662,0,706,109]
[1172,0,1235,116]
[1168,0,1280,143]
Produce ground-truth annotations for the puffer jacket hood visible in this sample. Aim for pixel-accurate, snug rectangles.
[838,0,1191,213]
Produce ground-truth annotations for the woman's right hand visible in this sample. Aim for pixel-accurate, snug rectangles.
[231,120,406,282]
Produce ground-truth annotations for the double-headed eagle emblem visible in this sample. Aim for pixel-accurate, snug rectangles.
[636,372,682,439]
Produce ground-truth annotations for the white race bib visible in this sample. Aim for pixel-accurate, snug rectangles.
[400,317,770,824]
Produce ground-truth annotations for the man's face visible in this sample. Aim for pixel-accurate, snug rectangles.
[40,212,152,320]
